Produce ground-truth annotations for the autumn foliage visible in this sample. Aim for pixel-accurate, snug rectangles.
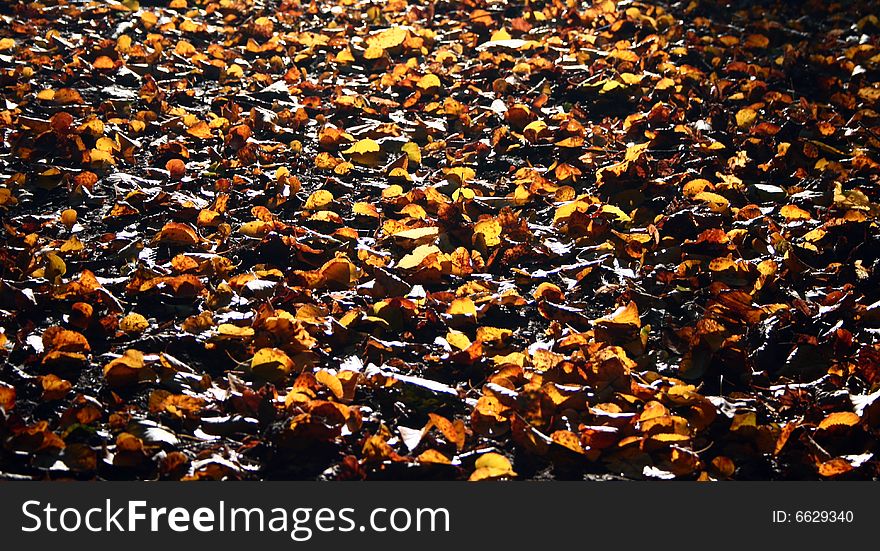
[1,0,880,480]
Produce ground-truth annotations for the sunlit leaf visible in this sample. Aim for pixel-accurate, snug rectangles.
[469,452,516,481]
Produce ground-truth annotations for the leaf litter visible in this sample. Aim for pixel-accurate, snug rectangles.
[0,0,879,480]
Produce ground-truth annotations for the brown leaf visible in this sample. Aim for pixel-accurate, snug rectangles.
[40,374,72,401]
[104,349,156,389]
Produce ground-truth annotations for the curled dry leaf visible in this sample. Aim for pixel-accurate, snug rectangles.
[120,313,149,334]
[165,158,186,180]
[469,452,517,481]
[40,374,72,401]
[104,350,156,389]
[158,222,200,246]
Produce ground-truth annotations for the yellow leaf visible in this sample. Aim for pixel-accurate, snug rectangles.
[600,204,631,222]
[318,256,358,289]
[417,73,441,92]
[226,64,244,79]
[523,120,548,142]
[730,412,757,433]
[693,191,729,213]
[490,28,511,41]
[736,107,757,128]
[0,188,16,206]
[366,27,408,50]
[0,383,13,410]
[216,324,255,339]
[682,179,714,198]
[363,46,385,60]
[95,136,119,152]
[53,88,83,104]
[305,189,334,210]
[120,313,149,334]
[417,449,451,464]
[315,152,340,170]
[342,138,380,155]
[149,390,204,419]
[593,301,641,329]
[334,161,354,175]
[620,72,644,85]
[310,210,343,224]
[250,348,295,382]
[448,297,477,317]
[398,244,440,270]
[353,202,380,218]
[452,187,475,201]
[427,413,466,450]
[130,120,146,133]
[186,121,213,139]
[88,149,115,166]
[446,166,475,185]
[402,142,422,165]
[708,256,739,272]
[175,40,197,57]
[446,330,471,350]
[44,252,66,281]
[391,226,439,241]
[316,370,344,400]
[555,136,584,148]
[382,185,404,199]
[532,282,565,302]
[473,219,502,248]
[476,326,512,346]
[469,452,516,481]
[342,138,381,166]
[387,167,411,182]
[239,220,272,237]
[117,35,132,53]
[60,235,84,253]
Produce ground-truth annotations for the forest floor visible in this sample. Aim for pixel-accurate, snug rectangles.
[1,0,880,480]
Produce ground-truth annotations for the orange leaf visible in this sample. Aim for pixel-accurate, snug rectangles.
[158,222,200,246]
[0,384,14,411]
[817,411,860,431]
[428,413,466,451]
[316,370,344,400]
